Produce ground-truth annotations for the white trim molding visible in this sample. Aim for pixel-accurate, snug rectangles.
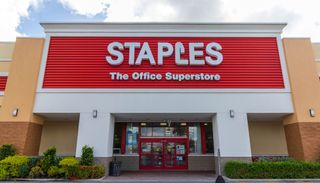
[37,22,289,93]
[0,72,8,77]
[40,22,287,34]
[0,59,12,62]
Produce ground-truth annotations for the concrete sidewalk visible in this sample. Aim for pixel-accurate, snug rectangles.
[104,171,215,182]
[2,172,320,182]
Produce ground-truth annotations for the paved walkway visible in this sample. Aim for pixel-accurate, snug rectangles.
[104,172,320,183]
[104,171,215,182]
[2,172,320,182]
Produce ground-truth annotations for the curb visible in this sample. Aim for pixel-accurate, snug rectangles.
[224,176,320,182]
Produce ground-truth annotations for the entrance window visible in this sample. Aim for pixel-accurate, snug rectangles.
[140,123,187,137]
[113,123,122,154]
[141,127,152,137]
[204,123,214,153]
[153,127,165,136]
[126,123,139,154]
[188,124,202,154]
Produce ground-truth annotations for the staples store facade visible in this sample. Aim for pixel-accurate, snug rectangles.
[1,23,320,172]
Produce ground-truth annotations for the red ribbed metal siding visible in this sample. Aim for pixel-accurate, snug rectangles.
[43,37,284,88]
[0,76,7,91]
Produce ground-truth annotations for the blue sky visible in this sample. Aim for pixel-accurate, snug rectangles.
[0,0,320,42]
[17,1,106,38]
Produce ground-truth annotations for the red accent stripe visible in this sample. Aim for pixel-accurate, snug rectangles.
[43,37,284,89]
[200,123,207,154]
[121,123,127,154]
[0,76,8,91]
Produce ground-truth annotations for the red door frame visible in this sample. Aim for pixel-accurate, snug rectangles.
[200,123,207,154]
[139,137,189,170]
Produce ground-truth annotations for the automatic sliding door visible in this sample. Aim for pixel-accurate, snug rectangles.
[140,140,164,169]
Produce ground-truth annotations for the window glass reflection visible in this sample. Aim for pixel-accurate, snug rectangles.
[189,124,202,154]
[126,123,139,154]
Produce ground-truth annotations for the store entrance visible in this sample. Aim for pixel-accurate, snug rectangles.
[112,118,215,171]
[138,122,189,170]
[140,138,188,170]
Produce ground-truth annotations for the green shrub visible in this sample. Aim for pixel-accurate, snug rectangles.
[80,145,94,166]
[77,166,91,179]
[41,147,57,174]
[94,165,105,178]
[0,144,15,161]
[28,157,41,168]
[0,155,29,178]
[225,161,320,179]
[47,166,64,178]
[59,157,79,179]
[0,165,9,180]
[29,166,44,178]
[18,164,30,178]
[77,165,105,179]
[55,156,63,165]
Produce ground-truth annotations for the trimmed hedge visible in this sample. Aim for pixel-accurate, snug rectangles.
[77,165,105,179]
[225,161,320,179]
[80,145,94,166]
[0,144,15,161]
[0,156,29,179]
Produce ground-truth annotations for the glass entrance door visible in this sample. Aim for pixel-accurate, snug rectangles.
[140,138,188,170]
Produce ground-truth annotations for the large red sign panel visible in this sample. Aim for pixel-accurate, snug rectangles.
[43,37,284,89]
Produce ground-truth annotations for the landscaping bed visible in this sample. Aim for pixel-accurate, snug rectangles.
[225,160,320,179]
[0,144,105,180]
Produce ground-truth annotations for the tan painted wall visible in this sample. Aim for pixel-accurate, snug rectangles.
[0,42,13,107]
[39,121,78,156]
[316,62,320,73]
[283,39,320,124]
[314,44,320,73]
[313,43,320,61]
[249,121,288,155]
[0,38,44,124]
[0,42,15,59]
[0,62,10,72]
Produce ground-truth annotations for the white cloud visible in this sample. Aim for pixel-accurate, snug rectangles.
[58,0,109,17]
[104,0,223,22]
[58,0,320,41]
[57,0,223,22]
[221,0,320,41]
[1,0,320,42]
[0,0,42,41]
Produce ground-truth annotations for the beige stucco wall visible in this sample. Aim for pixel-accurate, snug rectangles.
[0,38,44,124]
[313,43,320,60]
[313,43,320,73]
[39,121,79,156]
[283,39,320,124]
[0,42,15,59]
[0,42,13,107]
[0,62,11,72]
[249,121,288,155]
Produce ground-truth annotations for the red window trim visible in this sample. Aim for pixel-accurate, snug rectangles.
[121,123,127,154]
[200,123,207,154]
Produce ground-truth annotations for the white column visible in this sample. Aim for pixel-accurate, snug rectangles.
[213,112,251,157]
[76,112,114,157]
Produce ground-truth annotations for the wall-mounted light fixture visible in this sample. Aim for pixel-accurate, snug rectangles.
[140,122,146,126]
[309,108,316,117]
[92,109,98,118]
[12,108,18,117]
[180,122,187,126]
[160,122,167,126]
[204,123,208,126]
[229,109,235,118]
